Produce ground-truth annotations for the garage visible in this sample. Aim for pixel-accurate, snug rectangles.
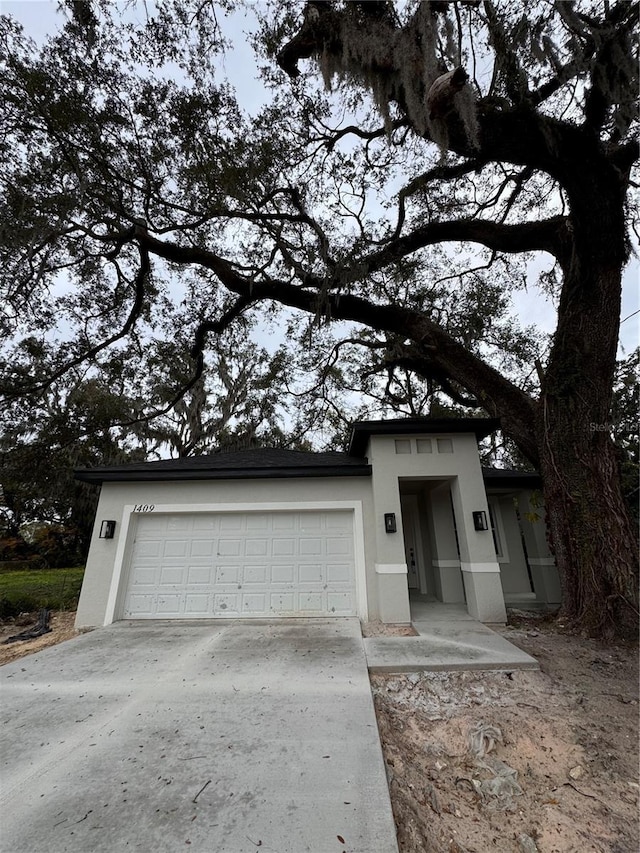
[122,509,357,619]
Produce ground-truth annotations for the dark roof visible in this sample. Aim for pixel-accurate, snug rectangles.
[74,448,371,485]
[348,417,500,456]
[482,467,542,489]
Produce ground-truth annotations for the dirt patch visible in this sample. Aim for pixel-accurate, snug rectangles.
[0,611,81,665]
[372,618,639,852]
[362,620,418,637]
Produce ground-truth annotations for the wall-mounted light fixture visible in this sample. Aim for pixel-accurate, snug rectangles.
[384,513,397,533]
[472,511,488,531]
[99,520,116,539]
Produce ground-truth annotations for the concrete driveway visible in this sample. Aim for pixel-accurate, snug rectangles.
[1,620,398,853]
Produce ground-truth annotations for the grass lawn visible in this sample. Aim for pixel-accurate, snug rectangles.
[0,566,85,616]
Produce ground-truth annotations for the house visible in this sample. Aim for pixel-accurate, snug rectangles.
[74,418,560,628]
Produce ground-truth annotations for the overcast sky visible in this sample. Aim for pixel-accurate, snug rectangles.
[5,0,638,358]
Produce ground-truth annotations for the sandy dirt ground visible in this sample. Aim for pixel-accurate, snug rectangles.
[0,611,79,666]
[372,614,639,853]
[1,611,638,852]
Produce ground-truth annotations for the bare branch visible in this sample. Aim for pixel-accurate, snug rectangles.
[392,158,487,239]
[4,243,149,400]
[136,230,540,464]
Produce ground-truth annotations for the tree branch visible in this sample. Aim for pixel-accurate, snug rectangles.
[321,119,407,152]
[136,231,540,465]
[190,295,255,359]
[362,216,570,279]
[5,244,149,400]
[392,158,487,239]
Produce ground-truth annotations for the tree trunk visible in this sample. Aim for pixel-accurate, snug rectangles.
[538,174,639,638]
[540,414,638,638]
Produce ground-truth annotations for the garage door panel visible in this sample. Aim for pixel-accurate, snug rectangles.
[167,517,190,532]
[327,563,353,583]
[299,564,323,584]
[241,593,264,612]
[246,514,270,531]
[299,538,322,556]
[326,537,351,556]
[123,510,357,619]
[191,539,216,557]
[130,566,158,586]
[270,592,295,612]
[300,513,322,530]
[218,538,242,556]
[156,594,182,615]
[243,564,268,584]
[193,516,218,532]
[327,592,353,614]
[245,538,269,557]
[159,566,185,585]
[299,592,324,611]
[185,593,210,615]
[163,540,189,558]
[187,566,211,584]
[134,540,163,557]
[324,512,352,530]
[126,593,156,615]
[272,538,296,557]
[137,516,166,535]
[215,565,240,584]
[214,593,239,614]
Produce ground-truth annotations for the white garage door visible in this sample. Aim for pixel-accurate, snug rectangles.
[122,510,357,618]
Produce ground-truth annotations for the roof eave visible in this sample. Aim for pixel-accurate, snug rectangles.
[74,464,373,486]
[348,418,501,456]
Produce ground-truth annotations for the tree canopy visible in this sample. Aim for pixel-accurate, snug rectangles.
[1,0,638,636]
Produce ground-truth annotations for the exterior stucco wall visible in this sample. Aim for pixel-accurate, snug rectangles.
[365,432,505,622]
[518,491,562,605]
[489,495,532,595]
[76,429,548,628]
[76,476,375,628]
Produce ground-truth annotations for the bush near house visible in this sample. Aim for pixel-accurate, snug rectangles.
[0,566,85,619]
[0,524,85,571]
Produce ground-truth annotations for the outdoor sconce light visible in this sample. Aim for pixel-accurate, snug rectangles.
[384,513,397,533]
[472,511,488,531]
[99,520,116,539]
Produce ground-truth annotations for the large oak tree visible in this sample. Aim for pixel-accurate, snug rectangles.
[1,0,637,636]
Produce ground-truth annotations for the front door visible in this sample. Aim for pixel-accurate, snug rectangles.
[400,495,422,591]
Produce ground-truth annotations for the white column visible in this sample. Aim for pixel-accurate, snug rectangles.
[450,470,507,623]
[426,484,465,603]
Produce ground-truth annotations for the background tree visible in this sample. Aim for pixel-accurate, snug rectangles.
[0,360,146,561]
[1,1,637,636]
[0,328,299,561]
[144,329,298,456]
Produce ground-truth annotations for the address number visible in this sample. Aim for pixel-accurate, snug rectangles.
[133,504,155,512]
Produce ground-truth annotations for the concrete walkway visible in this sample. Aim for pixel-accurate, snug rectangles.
[364,601,538,673]
[0,620,398,853]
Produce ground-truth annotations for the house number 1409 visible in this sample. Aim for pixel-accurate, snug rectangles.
[133,504,155,512]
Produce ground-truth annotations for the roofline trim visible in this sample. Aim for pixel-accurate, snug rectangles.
[74,464,373,485]
[348,417,501,455]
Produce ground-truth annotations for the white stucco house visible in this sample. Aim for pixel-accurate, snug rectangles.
[74,418,561,629]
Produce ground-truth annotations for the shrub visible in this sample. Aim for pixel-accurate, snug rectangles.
[0,596,39,619]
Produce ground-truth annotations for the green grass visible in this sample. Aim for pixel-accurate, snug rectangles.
[0,566,85,617]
